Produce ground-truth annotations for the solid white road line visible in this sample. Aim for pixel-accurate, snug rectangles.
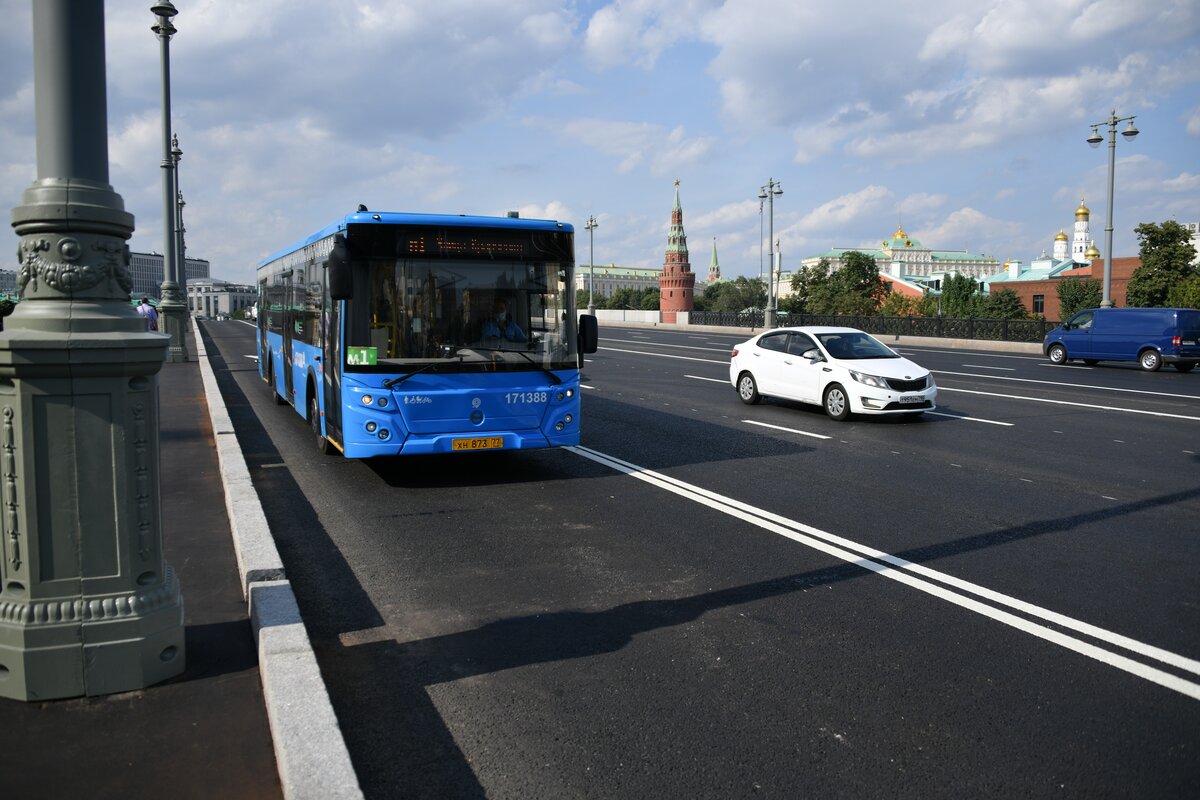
[935,369,1200,401]
[938,386,1200,422]
[603,346,727,364]
[962,364,1016,371]
[568,445,1200,701]
[686,374,729,384]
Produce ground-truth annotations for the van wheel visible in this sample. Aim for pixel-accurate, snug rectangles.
[1047,344,1068,365]
[824,383,850,421]
[737,372,761,405]
[1175,362,1195,373]
[1139,349,1162,372]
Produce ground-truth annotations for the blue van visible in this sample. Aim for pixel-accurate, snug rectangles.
[1044,307,1200,372]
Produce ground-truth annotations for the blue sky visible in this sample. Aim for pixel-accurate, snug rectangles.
[2,0,1198,287]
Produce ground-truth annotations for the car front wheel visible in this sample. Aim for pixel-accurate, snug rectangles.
[737,372,761,405]
[824,383,850,421]
[1047,344,1067,365]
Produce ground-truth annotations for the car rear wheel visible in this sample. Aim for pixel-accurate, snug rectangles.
[1047,344,1068,365]
[737,372,761,404]
[1139,349,1162,372]
[823,383,850,421]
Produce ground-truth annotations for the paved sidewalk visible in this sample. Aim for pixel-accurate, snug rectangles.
[1,328,281,800]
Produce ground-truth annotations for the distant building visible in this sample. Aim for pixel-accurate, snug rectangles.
[574,265,661,299]
[658,180,696,322]
[803,224,1000,279]
[129,251,210,300]
[0,269,16,298]
[706,237,722,284]
[1182,221,1200,265]
[187,278,256,319]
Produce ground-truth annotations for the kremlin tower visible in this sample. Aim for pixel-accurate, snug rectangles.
[659,180,696,323]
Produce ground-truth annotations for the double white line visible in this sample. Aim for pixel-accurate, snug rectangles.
[568,445,1200,701]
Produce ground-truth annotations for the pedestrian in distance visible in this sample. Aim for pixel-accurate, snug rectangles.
[137,297,159,331]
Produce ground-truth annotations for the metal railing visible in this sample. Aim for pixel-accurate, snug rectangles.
[688,311,1056,343]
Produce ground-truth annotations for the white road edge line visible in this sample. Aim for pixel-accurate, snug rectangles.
[603,346,727,364]
[567,445,1200,701]
[938,387,1200,421]
[935,369,1200,401]
[685,374,729,384]
[742,419,832,440]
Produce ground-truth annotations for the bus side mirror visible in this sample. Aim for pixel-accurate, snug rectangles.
[328,233,353,300]
[579,313,598,354]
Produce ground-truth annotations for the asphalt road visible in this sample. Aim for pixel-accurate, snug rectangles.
[201,320,1200,799]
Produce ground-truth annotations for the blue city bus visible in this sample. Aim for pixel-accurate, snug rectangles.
[256,209,598,458]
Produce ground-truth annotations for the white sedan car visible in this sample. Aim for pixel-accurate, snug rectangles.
[729,326,936,420]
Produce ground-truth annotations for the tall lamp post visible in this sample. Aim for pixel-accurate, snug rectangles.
[152,1,188,361]
[1087,110,1139,308]
[758,179,782,328]
[585,214,598,315]
[172,133,188,318]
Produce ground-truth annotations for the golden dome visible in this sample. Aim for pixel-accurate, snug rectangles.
[1085,242,1101,259]
[892,224,907,239]
[1055,230,1068,241]
[1075,197,1090,220]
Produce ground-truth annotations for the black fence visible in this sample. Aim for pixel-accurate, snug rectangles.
[688,311,1057,343]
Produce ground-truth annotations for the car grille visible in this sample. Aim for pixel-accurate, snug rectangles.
[885,376,928,392]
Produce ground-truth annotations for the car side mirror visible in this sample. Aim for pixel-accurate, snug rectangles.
[801,348,823,361]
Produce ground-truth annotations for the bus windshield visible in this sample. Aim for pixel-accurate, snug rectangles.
[346,257,576,372]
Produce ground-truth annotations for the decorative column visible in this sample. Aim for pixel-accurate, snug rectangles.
[0,0,185,701]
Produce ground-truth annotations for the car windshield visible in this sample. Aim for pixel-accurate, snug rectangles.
[816,332,898,360]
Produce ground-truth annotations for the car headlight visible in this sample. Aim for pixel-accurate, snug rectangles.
[848,370,888,389]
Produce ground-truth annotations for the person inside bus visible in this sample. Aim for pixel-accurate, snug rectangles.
[481,299,526,342]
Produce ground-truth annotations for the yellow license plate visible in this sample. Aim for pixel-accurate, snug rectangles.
[452,436,504,451]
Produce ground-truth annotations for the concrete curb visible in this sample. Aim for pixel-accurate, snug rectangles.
[192,318,363,800]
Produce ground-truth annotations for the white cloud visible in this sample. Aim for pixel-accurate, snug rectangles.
[584,0,721,70]
[531,117,715,176]
[797,186,893,232]
[1188,106,1200,136]
[515,200,573,221]
[914,208,1021,258]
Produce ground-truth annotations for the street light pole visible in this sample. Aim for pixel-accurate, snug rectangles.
[172,133,188,317]
[585,215,598,315]
[152,1,188,361]
[758,179,782,328]
[1087,110,1139,308]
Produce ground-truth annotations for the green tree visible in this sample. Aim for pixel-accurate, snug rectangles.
[1167,275,1200,309]
[702,276,766,312]
[1056,277,1102,319]
[980,287,1029,319]
[939,273,983,317]
[829,251,887,314]
[788,259,838,314]
[1126,220,1200,307]
[640,288,660,310]
[878,292,920,317]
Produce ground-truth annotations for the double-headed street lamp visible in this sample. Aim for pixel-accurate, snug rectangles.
[585,214,598,315]
[1087,110,1139,308]
[758,179,782,328]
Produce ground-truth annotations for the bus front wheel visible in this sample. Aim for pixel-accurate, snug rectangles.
[309,393,334,455]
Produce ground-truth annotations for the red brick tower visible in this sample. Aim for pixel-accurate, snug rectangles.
[659,180,695,322]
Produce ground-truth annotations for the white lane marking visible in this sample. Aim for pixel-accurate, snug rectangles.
[938,387,1200,422]
[962,364,1016,371]
[899,348,1042,361]
[686,374,729,384]
[244,355,259,361]
[742,419,832,440]
[602,337,731,354]
[603,346,727,365]
[1038,363,1094,370]
[568,445,1200,700]
[581,384,597,390]
[925,411,1014,427]
[935,370,1200,401]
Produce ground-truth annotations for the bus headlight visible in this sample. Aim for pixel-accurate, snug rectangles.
[555,421,565,431]
[376,396,388,408]
[362,394,374,406]
[365,421,378,433]
[378,429,390,440]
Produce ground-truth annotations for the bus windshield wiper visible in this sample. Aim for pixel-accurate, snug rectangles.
[383,349,462,389]
[495,348,562,385]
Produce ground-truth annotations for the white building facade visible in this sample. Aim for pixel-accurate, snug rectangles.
[187,278,256,319]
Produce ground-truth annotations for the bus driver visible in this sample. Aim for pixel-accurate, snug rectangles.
[481,299,526,342]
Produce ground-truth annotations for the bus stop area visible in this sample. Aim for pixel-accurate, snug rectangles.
[1,326,284,799]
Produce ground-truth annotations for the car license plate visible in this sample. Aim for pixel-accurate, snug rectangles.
[899,395,922,404]
[452,436,504,451]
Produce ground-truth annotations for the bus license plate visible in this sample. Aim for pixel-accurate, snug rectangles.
[899,395,922,404]
[452,436,504,451]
